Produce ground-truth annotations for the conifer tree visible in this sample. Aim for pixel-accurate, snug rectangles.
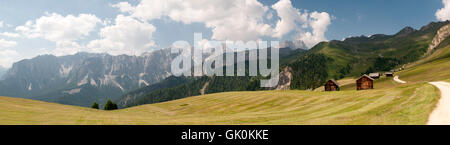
[91,102,99,109]
[104,99,118,110]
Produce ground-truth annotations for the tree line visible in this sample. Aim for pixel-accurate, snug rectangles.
[91,99,118,110]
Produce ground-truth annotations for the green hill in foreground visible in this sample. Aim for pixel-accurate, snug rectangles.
[1,44,449,125]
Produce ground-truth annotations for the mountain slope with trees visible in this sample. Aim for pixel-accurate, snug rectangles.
[119,21,450,108]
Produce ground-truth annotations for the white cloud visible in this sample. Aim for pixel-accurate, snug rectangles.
[87,15,156,55]
[53,41,86,56]
[0,49,19,68]
[0,39,17,48]
[14,13,102,56]
[0,49,18,55]
[436,0,450,21]
[118,0,274,41]
[0,21,3,29]
[2,0,332,59]
[116,0,332,48]
[112,2,135,13]
[271,0,331,48]
[0,32,20,38]
[36,48,52,56]
[15,13,101,42]
[272,0,308,38]
[298,12,331,48]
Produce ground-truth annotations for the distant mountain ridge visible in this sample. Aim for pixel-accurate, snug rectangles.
[291,21,450,87]
[0,49,175,106]
[2,21,448,108]
[117,21,450,108]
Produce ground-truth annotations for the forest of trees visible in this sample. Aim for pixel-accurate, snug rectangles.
[289,53,330,90]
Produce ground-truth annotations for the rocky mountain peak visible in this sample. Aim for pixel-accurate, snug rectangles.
[420,21,450,32]
[395,26,417,37]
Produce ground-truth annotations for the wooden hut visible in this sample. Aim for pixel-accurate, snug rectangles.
[369,73,380,79]
[324,79,340,91]
[385,72,394,77]
[356,75,374,90]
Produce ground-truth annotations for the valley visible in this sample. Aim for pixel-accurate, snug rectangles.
[0,45,448,124]
[0,21,449,125]
[118,21,450,108]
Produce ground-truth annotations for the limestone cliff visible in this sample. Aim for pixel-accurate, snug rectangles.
[428,24,450,53]
[275,67,293,90]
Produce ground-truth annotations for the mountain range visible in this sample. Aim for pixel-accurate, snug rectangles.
[0,42,302,107]
[0,49,175,107]
[0,21,448,108]
[117,21,450,108]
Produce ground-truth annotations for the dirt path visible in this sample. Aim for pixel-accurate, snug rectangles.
[393,76,407,84]
[428,82,450,125]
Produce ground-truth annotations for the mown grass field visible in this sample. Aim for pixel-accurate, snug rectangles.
[0,45,448,125]
[0,82,440,125]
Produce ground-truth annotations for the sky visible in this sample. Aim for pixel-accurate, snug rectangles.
[0,0,449,68]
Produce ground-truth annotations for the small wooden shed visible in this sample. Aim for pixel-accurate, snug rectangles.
[324,79,340,91]
[356,75,374,90]
[385,72,394,77]
[369,73,380,79]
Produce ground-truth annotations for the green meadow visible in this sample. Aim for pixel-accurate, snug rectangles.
[0,45,449,125]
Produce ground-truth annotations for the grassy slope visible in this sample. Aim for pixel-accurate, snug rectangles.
[1,47,447,124]
[1,38,449,125]
[0,82,439,125]
[308,23,447,79]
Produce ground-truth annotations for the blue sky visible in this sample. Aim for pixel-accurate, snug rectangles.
[0,0,448,68]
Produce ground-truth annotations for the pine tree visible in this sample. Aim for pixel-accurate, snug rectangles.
[112,103,118,110]
[91,102,99,109]
[104,99,118,110]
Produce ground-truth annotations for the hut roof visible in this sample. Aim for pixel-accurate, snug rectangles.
[369,73,380,77]
[326,79,340,86]
[358,74,375,81]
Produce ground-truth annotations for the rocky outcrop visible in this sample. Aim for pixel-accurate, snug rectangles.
[275,67,293,90]
[428,24,450,53]
[200,82,209,95]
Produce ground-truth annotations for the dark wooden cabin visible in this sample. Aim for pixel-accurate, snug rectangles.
[356,75,374,90]
[385,72,394,77]
[324,79,340,91]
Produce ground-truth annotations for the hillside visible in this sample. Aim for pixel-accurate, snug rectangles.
[0,78,441,125]
[117,48,306,107]
[1,42,449,124]
[0,82,440,125]
[118,21,450,108]
[301,21,450,80]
